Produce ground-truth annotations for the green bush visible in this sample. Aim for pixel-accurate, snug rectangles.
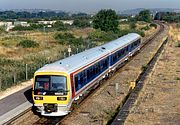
[129,22,137,29]
[176,41,180,47]
[141,64,148,71]
[53,21,67,31]
[88,29,118,42]
[55,32,75,40]
[141,25,150,31]
[73,19,91,28]
[12,25,34,31]
[0,26,6,34]
[69,37,84,47]
[17,40,39,48]
[150,23,157,29]
[54,32,74,44]
[118,29,145,37]
[54,32,84,47]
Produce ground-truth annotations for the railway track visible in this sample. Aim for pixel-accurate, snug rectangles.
[5,22,166,125]
[111,23,168,125]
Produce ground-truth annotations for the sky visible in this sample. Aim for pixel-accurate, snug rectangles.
[0,0,179,12]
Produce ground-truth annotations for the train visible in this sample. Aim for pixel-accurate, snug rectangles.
[32,33,141,116]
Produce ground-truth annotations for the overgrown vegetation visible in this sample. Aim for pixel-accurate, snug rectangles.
[54,32,84,47]
[17,40,39,48]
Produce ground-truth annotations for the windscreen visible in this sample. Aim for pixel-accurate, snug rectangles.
[35,75,67,92]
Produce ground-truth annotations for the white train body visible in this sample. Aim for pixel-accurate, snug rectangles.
[32,33,141,116]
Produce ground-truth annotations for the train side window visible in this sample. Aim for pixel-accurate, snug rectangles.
[87,69,90,80]
[121,49,123,55]
[131,43,134,49]
[126,46,128,52]
[134,40,138,46]
[74,75,78,91]
[89,67,92,79]
[98,62,101,73]
[84,70,87,84]
[105,58,108,67]
[95,64,98,74]
[93,65,96,75]
[80,72,84,85]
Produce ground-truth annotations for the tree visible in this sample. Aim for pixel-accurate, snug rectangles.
[137,10,152,22]
[53,21,67,31]
[93,9,119,32]
[73,19,90,28]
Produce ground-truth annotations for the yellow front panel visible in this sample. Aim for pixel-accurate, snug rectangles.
[32,72,71,105]
[33,96,69,105]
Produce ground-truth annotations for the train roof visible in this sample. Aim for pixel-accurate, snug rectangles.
[36,46,109,74]
[35,33,141,74]
[101,33,141,52]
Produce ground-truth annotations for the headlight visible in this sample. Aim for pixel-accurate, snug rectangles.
[34,96,43,100]
[57,97,67,101]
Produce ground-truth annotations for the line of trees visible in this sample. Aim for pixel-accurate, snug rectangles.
[0,11,91,20]
[154,12,180,23]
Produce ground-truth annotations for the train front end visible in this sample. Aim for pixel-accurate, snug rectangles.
[32,72,71,116]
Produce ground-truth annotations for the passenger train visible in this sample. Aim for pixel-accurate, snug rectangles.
[32,33,141,116]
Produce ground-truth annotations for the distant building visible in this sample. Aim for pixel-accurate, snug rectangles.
[60,20,74,25]
[0,22,14,31]
[6,25,15,32]
[0,22,13,27]
[38,20,57,25]
[14,21,30,27]
[119,19,128,22]
[131,15,136,18]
